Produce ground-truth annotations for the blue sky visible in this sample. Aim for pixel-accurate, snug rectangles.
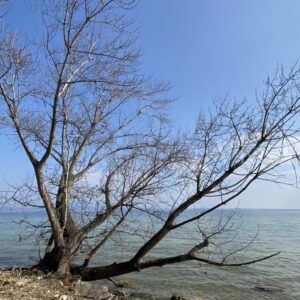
[1,0,300,208]
[136,1,300,125]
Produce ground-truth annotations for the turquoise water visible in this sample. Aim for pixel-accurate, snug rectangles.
[1,209,300,299]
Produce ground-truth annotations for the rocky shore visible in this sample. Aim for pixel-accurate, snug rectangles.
[0,269,200,300]
[0,269,126,300]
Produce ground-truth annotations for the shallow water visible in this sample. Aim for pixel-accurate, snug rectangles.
[1,209,300,299]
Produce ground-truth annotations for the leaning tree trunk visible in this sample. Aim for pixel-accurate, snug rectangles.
[74,261,139,281]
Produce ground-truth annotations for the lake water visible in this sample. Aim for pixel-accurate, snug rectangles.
[0,209,300,299]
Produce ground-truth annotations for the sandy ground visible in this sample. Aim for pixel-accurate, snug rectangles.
[0,269,194,300]
[0,269,76,300]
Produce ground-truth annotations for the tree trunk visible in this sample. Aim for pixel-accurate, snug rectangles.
[56,254,71,275]
[56,189,77,239]
[39,246,71,275]
[77,261,138,281]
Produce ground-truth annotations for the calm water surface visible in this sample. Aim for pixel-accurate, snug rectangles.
[0,209,299,299]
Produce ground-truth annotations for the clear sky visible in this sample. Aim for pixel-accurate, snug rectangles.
[1,0,300,208]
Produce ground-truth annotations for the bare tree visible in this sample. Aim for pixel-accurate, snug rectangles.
[0,0,299,280]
